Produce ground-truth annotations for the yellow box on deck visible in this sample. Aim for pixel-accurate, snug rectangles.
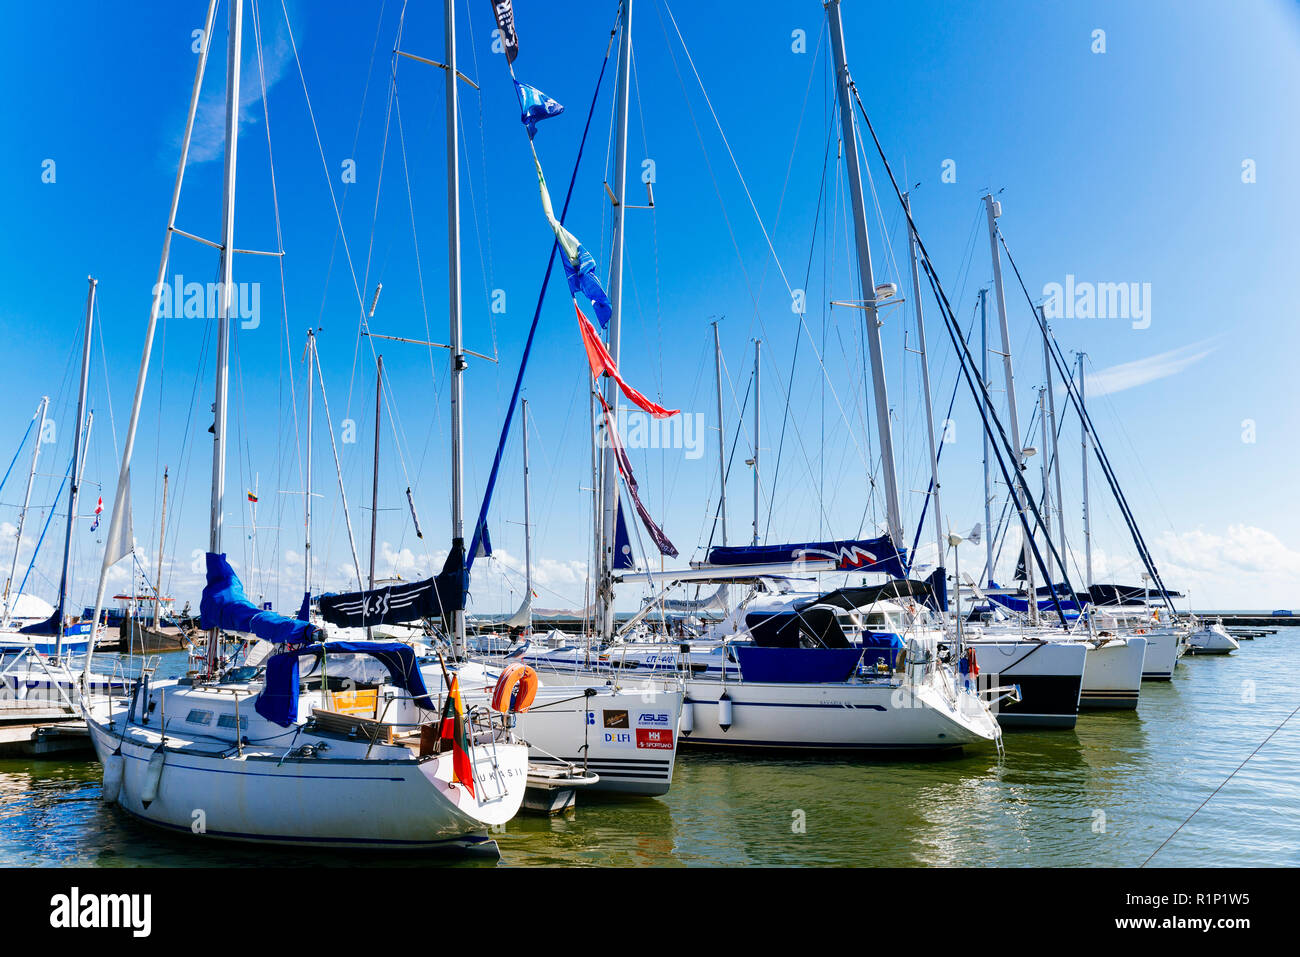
[329,688,379,718]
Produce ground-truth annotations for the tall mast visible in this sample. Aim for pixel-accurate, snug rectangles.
[983,192,1035,623]
[597,0,633,643]
[151,467,169,632]
[206,0,244,676]
[1042,307,1067,581]
[1037,386,1052,580]
[445,0,467,658]
[1078,351,1092,588]
[305,330,314,600]
[82,0,219,685]
[712,320,728,547]
[751,338,760,546]
[522,398,533,633]
[904,192,945,590]
[4,397,49,628]
[826,0,904,549]
[367,354,382,637]
[54,277,96,654]
[980,289,993,585]
[587,390,600,639]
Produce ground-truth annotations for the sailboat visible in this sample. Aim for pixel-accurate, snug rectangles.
[518,0,1000,755]
[0,277,128,732]
[79,0,528,850]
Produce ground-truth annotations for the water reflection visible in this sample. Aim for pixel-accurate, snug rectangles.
[2,638,1296,866]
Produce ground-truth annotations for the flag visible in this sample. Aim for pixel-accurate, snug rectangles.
[563,243,612,327]
[576,305,679,419]
[247,491,258,504]
[597,393,678,558]
[515,81,564,138]
[439,676,476,798]
[524,149,614,325]
[487,0,519,64]
[90,496,102,532]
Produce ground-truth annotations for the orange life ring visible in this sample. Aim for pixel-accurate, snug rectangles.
[490,663,539,714]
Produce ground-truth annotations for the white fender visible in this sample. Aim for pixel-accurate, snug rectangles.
[678,700,694,735]
[141,747,167,808]
[718,692,732,732]
[101,751,125,804]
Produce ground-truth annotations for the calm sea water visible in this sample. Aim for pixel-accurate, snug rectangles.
[2,632,1297,867]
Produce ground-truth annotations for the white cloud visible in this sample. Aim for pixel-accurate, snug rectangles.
[1155,524,1300,609]
[1071,338,1218,398]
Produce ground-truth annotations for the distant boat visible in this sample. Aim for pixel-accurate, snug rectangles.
[1272,609,1293,616]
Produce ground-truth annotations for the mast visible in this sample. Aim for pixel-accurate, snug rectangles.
[151,467,169,631]
[1078,351,1093,588]
[305,329,314,601]
[1037,386,1052,580]
[826,0,904,549]
[205,0,244,676]
[368,354,383,637]
[980,289,993,585]
[983,192,1035,623]
[82,0,219,685]
[54,277,96,654]
[751,338,760,546]
[521,398,533,633]
[587,389,600,640]
[1042,306,1067,582]
[597,0,632,643]
[712,320,728,547]
[445,0,467,658]
[905,192,945,591]
[712,320,729,608]
[3,397,49,628]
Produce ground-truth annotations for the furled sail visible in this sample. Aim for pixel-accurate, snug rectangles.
[318,575,442,629]
[705,535,908,578]
[199,553,319,645]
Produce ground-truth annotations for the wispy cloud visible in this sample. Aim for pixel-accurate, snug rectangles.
[181,11,296,166]
[1069,338,1219,398]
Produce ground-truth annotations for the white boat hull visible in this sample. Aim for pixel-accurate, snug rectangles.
[962,637,1087,728]
[1133,628,1183,679]
[677,675,999,752]
[452,662,683,796]
[1079,637,1146,709]
[84,696,528,850]
[1186,624,1239,655]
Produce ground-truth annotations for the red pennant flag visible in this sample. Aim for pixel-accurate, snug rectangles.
[576,304,678,419]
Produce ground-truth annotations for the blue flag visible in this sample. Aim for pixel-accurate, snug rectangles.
[516,81,564,138]
[563,243,613,328]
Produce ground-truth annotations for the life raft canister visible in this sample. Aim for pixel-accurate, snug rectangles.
[490,663,539,714]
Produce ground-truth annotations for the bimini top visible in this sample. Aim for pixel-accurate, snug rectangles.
[200,552,320,646]
[255,640,438,726]
[705,535,907,579]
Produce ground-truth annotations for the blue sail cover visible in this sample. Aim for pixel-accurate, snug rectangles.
[200,552,319,645]
[255,640,437,727]
[706,535,907,578]
[924,567,949,612]
[988,592,1083,618]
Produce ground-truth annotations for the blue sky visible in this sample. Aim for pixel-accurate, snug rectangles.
[1,0,1298,617]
